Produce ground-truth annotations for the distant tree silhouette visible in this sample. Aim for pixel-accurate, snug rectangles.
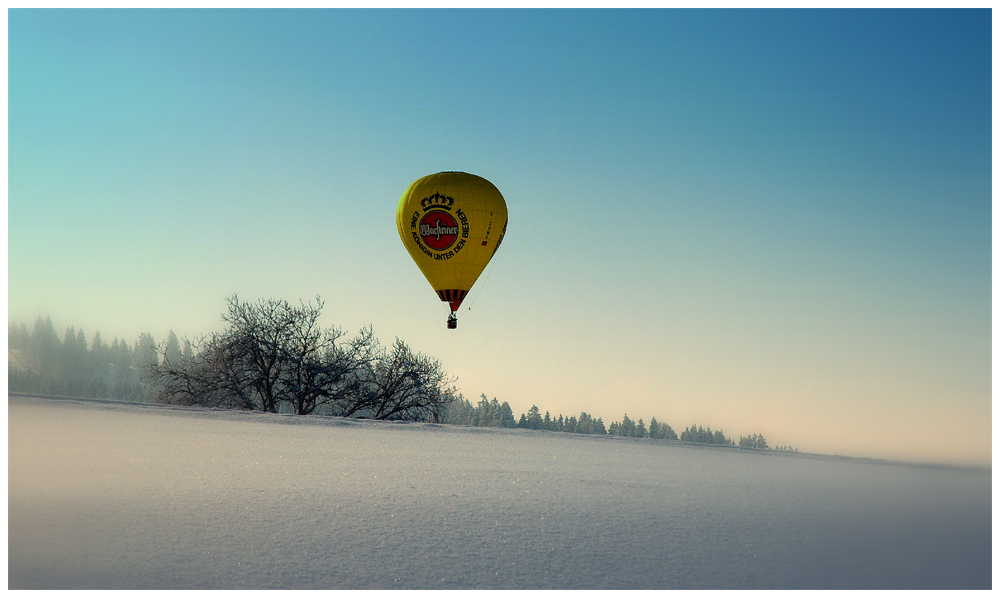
[564,415,578,433]
[522,405,543,430]
[577,412,606,435]
[739,433,769,449]
[648,417,677,440]
[680,424,734,446]
[443,394,517,428]
[609,414,637,437]
[163,331,182,367]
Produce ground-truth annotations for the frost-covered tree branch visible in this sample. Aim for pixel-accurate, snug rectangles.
[150,295,452,421]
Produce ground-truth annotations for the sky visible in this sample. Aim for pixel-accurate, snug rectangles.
[7,9,992,466]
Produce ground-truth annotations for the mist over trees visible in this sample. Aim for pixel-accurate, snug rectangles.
[9,296,791,450]
[9,317,156,401]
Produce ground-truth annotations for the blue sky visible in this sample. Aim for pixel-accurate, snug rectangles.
[8,9,992,465]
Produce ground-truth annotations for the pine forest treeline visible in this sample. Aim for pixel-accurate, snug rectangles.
[9,316,168,402]
[444,395,776,446]
[9,298,794,451]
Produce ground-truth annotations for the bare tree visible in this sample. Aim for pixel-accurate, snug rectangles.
[277,306,375,415]
[152,295,374,414]
[153,330,256,410]
[353,337,458,422]
[221,295,296,412]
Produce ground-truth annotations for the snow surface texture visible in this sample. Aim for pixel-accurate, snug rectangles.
[8,395,990,590]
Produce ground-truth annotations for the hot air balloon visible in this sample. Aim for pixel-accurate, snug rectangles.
[396,172,508,329]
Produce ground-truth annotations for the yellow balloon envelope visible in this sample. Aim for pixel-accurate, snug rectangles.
[396,172,508,328]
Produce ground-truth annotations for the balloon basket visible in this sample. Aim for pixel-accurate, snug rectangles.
[447,313,458,329]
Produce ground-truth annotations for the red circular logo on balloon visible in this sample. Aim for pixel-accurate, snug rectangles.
[419,211,460,251]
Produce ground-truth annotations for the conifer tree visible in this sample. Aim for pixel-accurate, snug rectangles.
[496,400,516,428]
[9,322,30,351]
[90,331,109,380]
[525,405,542,430]
[619,414,636,437]
[443,395,474,425]
[29,316,58,374]
[133,333,158,371]
[658,420,677,440]
[163,331,182,366]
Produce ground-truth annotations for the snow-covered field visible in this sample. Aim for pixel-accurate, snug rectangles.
[8,395,991,589]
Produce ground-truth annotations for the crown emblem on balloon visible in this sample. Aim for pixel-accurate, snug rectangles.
[421,192,456,212]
